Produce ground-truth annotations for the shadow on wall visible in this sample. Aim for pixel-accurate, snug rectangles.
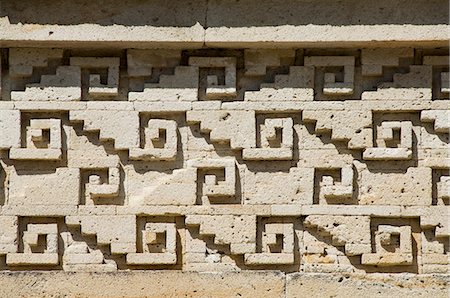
[0,0,448,27]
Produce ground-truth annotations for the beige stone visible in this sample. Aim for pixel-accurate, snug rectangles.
[304,215,371,256]
[187,110,256,150]
[9,168,80,206]
[0,1,447,292]
[69,110,140,150]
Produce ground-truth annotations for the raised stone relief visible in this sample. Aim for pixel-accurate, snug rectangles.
[0,47,447,274]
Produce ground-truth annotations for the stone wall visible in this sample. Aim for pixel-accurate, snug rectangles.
[0,1,448,297]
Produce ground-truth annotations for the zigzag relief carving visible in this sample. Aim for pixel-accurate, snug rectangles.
[0,47,448,273]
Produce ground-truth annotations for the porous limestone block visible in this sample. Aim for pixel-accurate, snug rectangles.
[286,273,448,297]
[129,119,178,161]
[436,176,450,202]
[421,110,450,134]
[244,66,315,101]
[69,110,139,150]
[127,49,181,77]
[66,215,136,255]
[186,110,256,150]
[8,168,80,207]
[0,271,286,296]
[361,48,414,76]
[188,158,237,200]
[244,219,296,265]
[357,165,432,206]
[363,121,413,160]
[417,148,450,168]
[86,167,120,200]
[362,65,432,100]
[0,110,21,149]
[9,118,63,161]
[304,215,371,256]
[189,57,237,99]
[66,125,120,168]
[244,49,295,76]
[9,48,63,78]
[243,167,314,205]
[70,57,120,97]
[421,229,446,260]
[7,223,59,266]
[423,55,450,94]
[128,168,197,206]
[0,216,18,254]
[243,117,294,160]
[11,66,82,101]
[185,215,256,255]
[418,126,450,150]
[126,222,177,265]
[304,56,355,95]
[318,165,354,201]
[61,235,107,266]
[361,225,413,266]
[303,110,372,149]
[298,149,354,168]
[419,207,449,238]
[0,55,2,99]
[129,66,199,102]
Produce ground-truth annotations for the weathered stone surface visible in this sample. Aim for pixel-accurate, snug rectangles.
[0,0,447,295]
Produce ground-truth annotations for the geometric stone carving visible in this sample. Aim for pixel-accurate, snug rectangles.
[304,56,355,95]
[61,230,117,272]
[421,110,450,133]
[189,57,237,99]
[304,216,371,256]
[129,119,178,161]
[188,158,236,202]
[85,167,120,203]
[187,110,256,150]
[127,49,181,77]
[244,66,315,101]
[7,222,59,266]
[245,218,295,265]
[244,49,295,76]
[423,56,450,95]
[9,118,62,160]
[70,57,120,98]
[66,215,135,255]
[11,66,82,101]
[127,219,178,265]
[436,176,450,203]
[186,215,256,255]
[70,110,139,150]
[361,48,414,77]
[243,117,294,160]
[0,46,449,276]
[303,110,372,149]
[129,66,198,102]
[361,65,432,100]
[9,48,63,78]
[361,225,413,266]
[127,49,199,102]
[363,121,413,160]
[318,165,353,201]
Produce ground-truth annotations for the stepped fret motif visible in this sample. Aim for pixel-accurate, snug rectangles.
[0,47,447,274]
